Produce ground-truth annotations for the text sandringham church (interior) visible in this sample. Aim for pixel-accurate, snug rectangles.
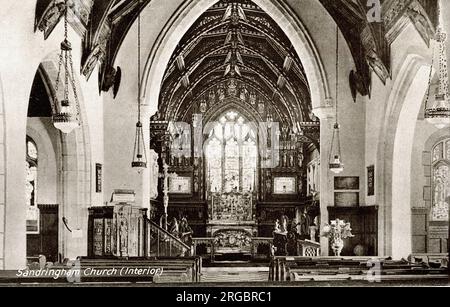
[0,0,448,287]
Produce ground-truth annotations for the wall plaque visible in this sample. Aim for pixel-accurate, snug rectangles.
[169,176,192,194]
[334,176,360,190]
[334,192,359,207]
[95,163,102,193]
[367,165,375,196]
[273,177,296,194]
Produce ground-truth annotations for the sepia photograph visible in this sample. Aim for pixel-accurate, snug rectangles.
[0,0,448,296]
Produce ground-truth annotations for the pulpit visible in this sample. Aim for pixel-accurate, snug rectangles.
[88,204,147,258]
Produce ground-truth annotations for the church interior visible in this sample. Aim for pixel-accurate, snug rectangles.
[0,0,448,285]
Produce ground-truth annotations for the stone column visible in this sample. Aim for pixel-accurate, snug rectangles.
[312,104,334,256]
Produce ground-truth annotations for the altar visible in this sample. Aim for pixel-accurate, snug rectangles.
[207,191,257,255]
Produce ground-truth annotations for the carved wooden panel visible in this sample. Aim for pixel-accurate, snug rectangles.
[26,204,59,263]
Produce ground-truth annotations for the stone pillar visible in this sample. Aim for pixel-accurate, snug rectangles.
[312,104,334,256]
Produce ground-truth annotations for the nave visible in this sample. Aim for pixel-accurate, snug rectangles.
[0,0,448,286]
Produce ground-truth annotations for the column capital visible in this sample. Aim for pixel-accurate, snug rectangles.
[312,104,334,120]
[140,103,152,120]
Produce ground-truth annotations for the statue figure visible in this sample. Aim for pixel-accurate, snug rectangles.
[289,153,294,167]
[200,99,207,113]
[258,102,265,114]
[239,86,248,101]
[193,177,199,193]
[169,217,180,238]
[266,178,272,193]
[218,87,225,100]
[228,79,237,96]
[280,215,288,234]
[119,214,128,256]
[274,219,281,233]
[208,89,216,104]
[249,91,256,105]
[180,218,193,246]
[298,208,311,240]
[297,153,303,168]
[282,151,288,167]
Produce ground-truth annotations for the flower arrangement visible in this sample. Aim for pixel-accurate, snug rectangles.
[321,219,354,256]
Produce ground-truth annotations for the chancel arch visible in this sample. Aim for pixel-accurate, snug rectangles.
[150,0,321,259]
[141,0,332,119]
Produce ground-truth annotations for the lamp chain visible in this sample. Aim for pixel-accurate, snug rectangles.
[137,0,141,122]
[335,24,339,125]
[424,33,436,110]
[52,0,80,123]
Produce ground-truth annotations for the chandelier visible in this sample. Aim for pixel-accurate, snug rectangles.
[131,0,147,172]
[424,4,450,129]
[52,0,80,134]
[329,25,344,174]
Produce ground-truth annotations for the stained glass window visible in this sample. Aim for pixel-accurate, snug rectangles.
[205,111,257,193]
[431,139,450,222]
[26,136,39,233]
[26,137,38,207]
[433,142,443,162]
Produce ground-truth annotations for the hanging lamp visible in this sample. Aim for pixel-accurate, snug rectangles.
[329,25,344,174]
[424,0,450,129]
[52,0,80,134]
[131,0,148,172]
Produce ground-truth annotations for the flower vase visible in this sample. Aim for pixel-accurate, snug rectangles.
[331,238,344,256]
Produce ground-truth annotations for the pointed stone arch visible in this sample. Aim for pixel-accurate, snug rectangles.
[38,55,92,260]
[141,0,332,117]
[377,54,431,258]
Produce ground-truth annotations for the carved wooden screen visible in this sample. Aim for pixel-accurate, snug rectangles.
[428,139,449,253]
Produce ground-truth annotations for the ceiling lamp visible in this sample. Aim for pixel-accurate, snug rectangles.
[329,25,344,174]
[131,0,147,172]
[424,3,450,129]
[52,0,80,134]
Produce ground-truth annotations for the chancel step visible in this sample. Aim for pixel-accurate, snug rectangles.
[200,267,269,283]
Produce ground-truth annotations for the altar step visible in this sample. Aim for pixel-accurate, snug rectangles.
[200,267,269,283]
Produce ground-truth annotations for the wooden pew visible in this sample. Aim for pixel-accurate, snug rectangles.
[78,257,202,283]
[0,257,202,285]
[409,253,449,268]
[269,256,449,282]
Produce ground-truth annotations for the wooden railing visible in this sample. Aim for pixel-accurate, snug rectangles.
[147,220,192,257]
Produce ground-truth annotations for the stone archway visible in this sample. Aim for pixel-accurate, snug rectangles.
[377,54,431,258]
[31,59,92,260]
[141,0,332,117]
[139,0,336,255]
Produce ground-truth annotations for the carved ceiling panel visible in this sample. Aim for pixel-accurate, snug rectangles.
[34,0,438,109]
